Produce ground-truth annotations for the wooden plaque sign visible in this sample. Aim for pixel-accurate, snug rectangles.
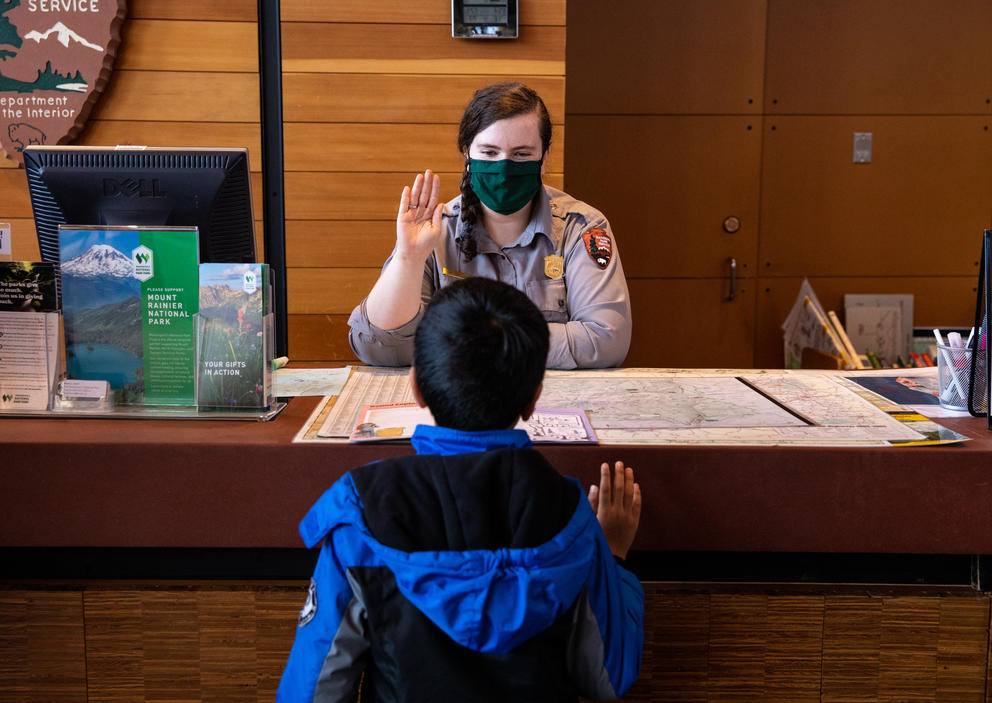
[0,0,125,165]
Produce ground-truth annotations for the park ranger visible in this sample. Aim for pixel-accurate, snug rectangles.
[348,82,631,370]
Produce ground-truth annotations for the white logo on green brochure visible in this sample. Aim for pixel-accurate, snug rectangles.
[243,271,257,294]
[132,245,154,282]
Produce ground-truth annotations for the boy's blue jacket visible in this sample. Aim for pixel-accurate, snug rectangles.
[277,425,644,703]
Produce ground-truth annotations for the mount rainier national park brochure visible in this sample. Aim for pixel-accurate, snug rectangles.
[58,226,199,406]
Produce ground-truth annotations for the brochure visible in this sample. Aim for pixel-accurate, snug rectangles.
[197,263,272,409]
[59,227,199,405]
[0,261,61,410]
[349,402,598,444]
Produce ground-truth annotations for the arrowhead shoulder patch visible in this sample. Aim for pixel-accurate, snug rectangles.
[581,227,612,269]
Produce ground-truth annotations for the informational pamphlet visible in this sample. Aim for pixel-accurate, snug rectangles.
[59,227,199,405]
[0,261,60,410]
[197,263,272,409]
[349,402,598,444]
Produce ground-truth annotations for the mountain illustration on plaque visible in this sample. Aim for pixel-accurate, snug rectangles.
[0,0,126,163]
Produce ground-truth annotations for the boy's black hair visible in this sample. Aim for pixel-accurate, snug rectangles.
[414,277,549,432]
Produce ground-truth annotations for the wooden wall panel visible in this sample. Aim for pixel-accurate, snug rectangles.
[0,122,262,172]
[286,221,395,269]
[568,1,992,368]
[753,276,978,369]
[68,122,262,166]
[284,123,563,174]
[285,172,564,222]
[280,0,566,25]
[936,599,989,699]
[282,23,564,75]
[281,0,566,361]
[116,20,258,72]
[567,115,761,279]
[3,219,40,263]
[131,0,256,22]
[821,595,883,700]
[878,598,940,700]
[90,71,260,122]
[83,588,301,702]
[288,315,356,361]
[759,116,992,278]
[3,583,988,701]
[283,74,565,124]
[707,595,768,698]
[288,268,379,315]
[765,0,992,115]
[0,0,566,363]
[627,279,756,369]
[763,596,824,699]
[566,0,766,115]
[0,591,86,702]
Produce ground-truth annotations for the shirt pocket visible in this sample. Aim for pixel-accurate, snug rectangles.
[526,278,569,324]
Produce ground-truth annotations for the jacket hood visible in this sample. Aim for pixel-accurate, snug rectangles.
[299,472,608,654]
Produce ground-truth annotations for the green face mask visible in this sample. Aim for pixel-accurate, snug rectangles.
[469,158,543,215]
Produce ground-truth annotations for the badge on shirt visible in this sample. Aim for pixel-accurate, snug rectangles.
[544,254,564,279]
[582,228,612,269]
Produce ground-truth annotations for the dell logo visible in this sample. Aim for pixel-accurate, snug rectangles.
[103,178,167,198]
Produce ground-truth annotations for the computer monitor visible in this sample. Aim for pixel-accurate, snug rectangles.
[22,146,257,264]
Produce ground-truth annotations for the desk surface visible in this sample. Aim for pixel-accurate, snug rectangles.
[2,396,990,553]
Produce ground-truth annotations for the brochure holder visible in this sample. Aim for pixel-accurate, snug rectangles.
[0,245,283,421]
[195,311,275,412]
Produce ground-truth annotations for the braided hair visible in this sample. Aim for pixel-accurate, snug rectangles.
[455,82,552,260]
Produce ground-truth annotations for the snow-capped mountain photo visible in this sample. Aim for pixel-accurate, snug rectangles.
[60,243,139,314]
[23,22,104,51]
[61,244,133,278]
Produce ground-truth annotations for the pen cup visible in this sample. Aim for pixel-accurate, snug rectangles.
[936,342,972,411]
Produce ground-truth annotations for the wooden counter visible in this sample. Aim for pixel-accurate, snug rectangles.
[2,397,990,554]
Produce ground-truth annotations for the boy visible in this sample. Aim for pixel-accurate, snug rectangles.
[278,278,643,702]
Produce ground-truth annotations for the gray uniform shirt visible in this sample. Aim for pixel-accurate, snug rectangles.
[347,186,632,369]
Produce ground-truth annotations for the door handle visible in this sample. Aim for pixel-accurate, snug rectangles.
[727,257,737,301]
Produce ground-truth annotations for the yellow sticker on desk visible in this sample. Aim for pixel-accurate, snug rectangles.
[890,413,930,422]
[376,427,405,438]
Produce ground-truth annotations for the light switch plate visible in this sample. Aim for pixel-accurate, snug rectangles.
[853,132,872,163]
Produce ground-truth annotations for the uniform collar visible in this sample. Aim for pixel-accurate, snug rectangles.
[411,424,533,455]
[461,186,554,253]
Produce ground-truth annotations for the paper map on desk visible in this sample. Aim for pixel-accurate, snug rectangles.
[295,367,968,446]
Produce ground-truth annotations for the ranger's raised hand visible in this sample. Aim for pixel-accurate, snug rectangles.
[396,169,444,263]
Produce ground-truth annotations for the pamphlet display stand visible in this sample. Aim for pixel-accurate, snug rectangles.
[0,245,283,421]
[0,311,284,421]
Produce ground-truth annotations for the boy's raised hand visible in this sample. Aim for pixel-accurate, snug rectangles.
[587,461,642,560]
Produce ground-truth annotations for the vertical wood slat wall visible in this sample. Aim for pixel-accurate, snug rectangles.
[566,0,992,369]
[4,585,991,701]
